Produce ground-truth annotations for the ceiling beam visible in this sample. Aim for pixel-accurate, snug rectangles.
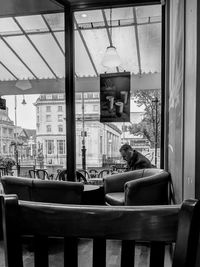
[0,72,161,96]
[74,18,98,76]
[0,0,63,17]
[58,0,161,12]
[133,7,142,75]
[0,18,161,38]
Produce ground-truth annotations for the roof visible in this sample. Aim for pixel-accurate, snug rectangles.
[0,4,161,96]
[24,129,36,139]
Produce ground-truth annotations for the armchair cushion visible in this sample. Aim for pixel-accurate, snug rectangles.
[103,169,144,193]
[105,192,124,205]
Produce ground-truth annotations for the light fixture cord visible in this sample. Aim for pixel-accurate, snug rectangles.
[110,8,113,46]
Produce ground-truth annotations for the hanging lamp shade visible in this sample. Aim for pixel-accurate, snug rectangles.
[101,45,121,68]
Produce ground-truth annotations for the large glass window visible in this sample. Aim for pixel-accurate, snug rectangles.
[2,7,66,178]
[75,5,161,172]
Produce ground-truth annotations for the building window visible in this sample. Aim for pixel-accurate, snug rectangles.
[76,93,82,100]
[100,136,103,154]
[46,125,51,132]
[46,140,54,154]
[58,94,64,99]
[37,107,39,113]
[87,93,93,99]
[93,93,99,98]
[57,140,65,154]
[3,144,6,154]
[46,95,52,100]
[58,125,63,132]
[93,105,99,111]
[8,129,13,136]
[52,94,58,100]
[3,128,7,135]
[46,115,51,122]
[58,115,62,122]
[58,106,63,112]
[46,106,51,112]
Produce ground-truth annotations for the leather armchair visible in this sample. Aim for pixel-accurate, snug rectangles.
[103,168,172,206]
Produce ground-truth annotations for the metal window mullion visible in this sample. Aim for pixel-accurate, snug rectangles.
[13,17,58,79]
[0,36,38,79]
[101,10,112,46]
[0,20,161,38]
[41,14,65,56]
[102,9,119,72]
[0,61,18,80]
[133,7,142,75]
[74,18,98,77]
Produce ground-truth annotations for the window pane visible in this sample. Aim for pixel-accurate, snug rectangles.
[74,5,161,173]
[2,9,66,177]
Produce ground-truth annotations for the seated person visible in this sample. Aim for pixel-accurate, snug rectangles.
[119,144,154,171]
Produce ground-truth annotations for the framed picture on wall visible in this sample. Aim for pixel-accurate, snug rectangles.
[100,72,130,123]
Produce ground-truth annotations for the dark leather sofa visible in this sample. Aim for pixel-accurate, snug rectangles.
[1,176,84,204]
[103,168,172,205]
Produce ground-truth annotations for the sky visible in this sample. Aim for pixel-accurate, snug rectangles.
[4,94,39,129]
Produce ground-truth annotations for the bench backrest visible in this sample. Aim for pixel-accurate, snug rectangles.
[1,195,200,267]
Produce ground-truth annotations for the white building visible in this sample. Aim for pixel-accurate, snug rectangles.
[0,108,15,157]
[35,93,122,168]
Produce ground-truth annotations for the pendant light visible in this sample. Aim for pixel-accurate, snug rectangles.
[101,8,121,68]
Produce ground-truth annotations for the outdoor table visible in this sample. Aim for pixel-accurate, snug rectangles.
[82,184,104,205]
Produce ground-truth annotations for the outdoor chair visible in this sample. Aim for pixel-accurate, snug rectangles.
[28,169,37,179]
[97,169,111,178]
[77,169,90,179]
[36,169,49,180]
[1,196,200,267]
[89,169,98,178]
[57,169,88,184]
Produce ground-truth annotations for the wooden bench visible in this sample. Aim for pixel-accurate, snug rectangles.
[1,195,200,267]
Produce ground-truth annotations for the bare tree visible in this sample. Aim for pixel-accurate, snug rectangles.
[129,89,161,148]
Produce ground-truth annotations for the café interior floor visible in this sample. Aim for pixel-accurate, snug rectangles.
[0,239,172,267]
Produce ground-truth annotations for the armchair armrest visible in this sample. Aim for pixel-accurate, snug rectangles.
[103,169,144,194]
[124,172,171,205]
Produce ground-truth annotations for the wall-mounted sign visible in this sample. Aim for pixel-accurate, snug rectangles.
[100,72,130,122]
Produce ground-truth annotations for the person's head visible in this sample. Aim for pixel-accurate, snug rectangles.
[119,144,134,162]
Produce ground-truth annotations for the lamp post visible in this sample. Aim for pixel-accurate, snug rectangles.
[108,139,112,159]
[152,97,159,167]
[14,95,19,175]
[14,95,27,175]
[81,93,86,170]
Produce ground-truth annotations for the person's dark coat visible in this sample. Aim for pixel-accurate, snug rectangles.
[125,150,153,171]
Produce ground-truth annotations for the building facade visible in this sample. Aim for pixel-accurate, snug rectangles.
[0,108,14,157]
[35,93,123,168]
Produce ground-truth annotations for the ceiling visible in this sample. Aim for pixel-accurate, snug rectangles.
[0,1,161,95]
